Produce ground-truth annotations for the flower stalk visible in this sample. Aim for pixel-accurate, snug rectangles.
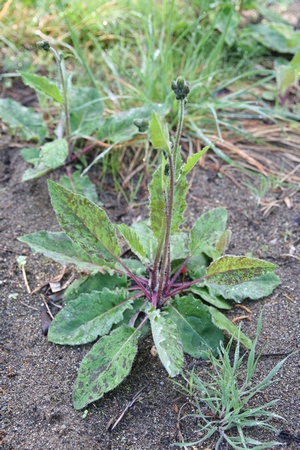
[37,41,71,156]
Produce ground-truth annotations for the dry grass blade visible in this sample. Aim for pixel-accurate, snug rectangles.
[216,138,270,176]
[228,122,300,184]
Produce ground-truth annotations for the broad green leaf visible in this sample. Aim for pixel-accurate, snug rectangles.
[130,220,157,261]
[185,253,209,279]
[247,23,300,53]
[190,208,227,256]
[48,181,120,262]
[208,306,252,349]
[207,272,280,303]
[206,256,276,285]
[148,165,166,239]
[20,72,62,104]
[147,307,183,377]
[69,87,103,136]
[20,147,40,164]
[164,295,224,359]
[181,145,210,177]
[64,273,127,302]
[18,231,115,272]
[97,103,169,142]
[22,139,69,181]
[59,171,99,203]
[189,286,232,310]
[276,52,300,95]
[116,223,147,264]
[73,325,141,409]
[40,139,68,168]
[48,288,134,345]
[150,111,171,153]
[22,162,51,181]
[0,98,47,142]
[170,232,189,261]
[277,64,299,95]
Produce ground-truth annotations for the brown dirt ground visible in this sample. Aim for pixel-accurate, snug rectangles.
[1,86,300,449]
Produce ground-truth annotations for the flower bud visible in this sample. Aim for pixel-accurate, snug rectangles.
[133,118,149,133]
[171,77,190,101]
[36,40,51,52]
[176,76,185,89]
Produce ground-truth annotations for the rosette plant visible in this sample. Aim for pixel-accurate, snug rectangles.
[19,77,280,410]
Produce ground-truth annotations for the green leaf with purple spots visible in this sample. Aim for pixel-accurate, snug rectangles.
[207,272,280,303]
[147,307,184,377]
[48,180,120,263]
[18,231,114,272]
[48,288,136,345]
[73,325,141,410]
[206,256,277,285]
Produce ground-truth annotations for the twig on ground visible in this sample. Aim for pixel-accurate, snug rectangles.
[232,315,251,323]
[19,301,39,311]
[109,386,146,431]
[282,293,295,302]
[21,265,31,294]
[234,304,252,314]
[41,294,54,320]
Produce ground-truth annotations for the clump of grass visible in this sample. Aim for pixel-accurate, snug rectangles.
[174,314,291,449]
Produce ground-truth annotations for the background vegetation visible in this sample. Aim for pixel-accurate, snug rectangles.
[1,0,299,198]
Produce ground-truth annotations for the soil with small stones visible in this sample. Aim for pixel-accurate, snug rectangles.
[1,83,300,450]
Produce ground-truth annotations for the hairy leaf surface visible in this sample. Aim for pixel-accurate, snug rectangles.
[48,288,134,345]
[20,72,62,104]
[164,295,224,358]
[116,223,147,264]
[148,165,166,239]
[73,325,141,409]
[190,208,227,256]
[181,145,210,176]
[48,181,120,262]
[22,139,69,181]
[206,256,277,285]
[207,272,280,303]
[64,273,127,302]
[18,231,113,272]
[130,220,158,261]
[147,308,183,377]
[69,87,103,136]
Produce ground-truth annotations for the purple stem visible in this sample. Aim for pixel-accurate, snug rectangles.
[167,255,191,290]
[168,275,207,298]
[116,258,152,300]
[68,142,95,163]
